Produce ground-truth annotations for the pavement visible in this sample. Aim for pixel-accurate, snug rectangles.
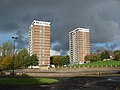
[14,67,120,77]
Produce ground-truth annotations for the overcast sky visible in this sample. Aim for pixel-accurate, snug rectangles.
[0,0,120,55]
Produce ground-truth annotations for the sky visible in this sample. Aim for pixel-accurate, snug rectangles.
[0,0,120,56]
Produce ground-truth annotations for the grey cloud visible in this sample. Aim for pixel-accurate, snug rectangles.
[1,22,20,33]
[15,31,28,49]
[90,18,119,43]
[0,0,120,54]
[22,15,34,24]
[22,13,55,24]
[110,41,120,50]
[91,41,120,53]
[60,50,68,56]
[50,0,120,53]
[52,44,61,51]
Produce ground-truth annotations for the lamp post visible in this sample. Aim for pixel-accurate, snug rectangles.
[12,36,17,76]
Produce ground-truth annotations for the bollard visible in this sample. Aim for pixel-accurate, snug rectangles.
[98,72,100,75]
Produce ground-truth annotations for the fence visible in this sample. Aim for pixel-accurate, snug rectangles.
[54,65,120,69]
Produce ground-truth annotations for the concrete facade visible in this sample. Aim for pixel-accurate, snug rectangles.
[29,20,50,66]
[69,28,90,64]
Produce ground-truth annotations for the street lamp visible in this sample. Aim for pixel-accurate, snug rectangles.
[12,36,18,76]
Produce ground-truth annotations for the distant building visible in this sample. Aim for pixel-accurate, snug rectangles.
[29,20,50,66]
[69,28,90,64]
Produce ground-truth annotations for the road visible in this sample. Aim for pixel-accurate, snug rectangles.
[0,76,120,90]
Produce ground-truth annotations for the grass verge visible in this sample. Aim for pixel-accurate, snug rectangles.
[0,78,59,86]
[74,60,120,67]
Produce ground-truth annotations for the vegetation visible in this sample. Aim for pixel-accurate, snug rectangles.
[0,56,12,69]
[0,42,13,60]
[84,54,92,62]
[25,54,39,67]
[92,54,101,62]
[15,48,39,69]
[0,78,58,86]
[15,48,29,68]
[84,54,101,62]
[100,50,110,61]
[74,60,120,67]
[114,50,120,61]
[50,56,61,66]
[1,41,120,69]
[0,42,39,70]
[14,48,38,68]
[50,55,69,66]
[60,56,69,65]
[84,50,112,63]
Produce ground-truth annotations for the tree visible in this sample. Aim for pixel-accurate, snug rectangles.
[100,50,110,60]
[25,54,39,67]
[85,54,101,63]
[114,50,120,61]
[0,41,13,58]
[16,48,29,68]
[50,56,61,66]
[60,55,70,65]
[84,54,92,62]
[92,54,101,62]
[0,56,12,70]
[50,55,70,66]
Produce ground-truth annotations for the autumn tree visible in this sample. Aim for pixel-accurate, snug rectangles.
[50,55,70,66]
[0,46,2,62]
[50,56,61,66]
[84,54,92,63]
[0,56,12,70]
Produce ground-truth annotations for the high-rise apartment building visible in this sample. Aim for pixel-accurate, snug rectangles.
[29,20,50,66]
[69,28,90,64]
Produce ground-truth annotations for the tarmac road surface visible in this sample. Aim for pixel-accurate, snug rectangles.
[0,76,120,90]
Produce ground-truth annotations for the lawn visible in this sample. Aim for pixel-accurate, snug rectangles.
[74,60,120,67]
[0,78,59,86]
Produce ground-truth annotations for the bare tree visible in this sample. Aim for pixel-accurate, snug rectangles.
[0,41,13,58]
